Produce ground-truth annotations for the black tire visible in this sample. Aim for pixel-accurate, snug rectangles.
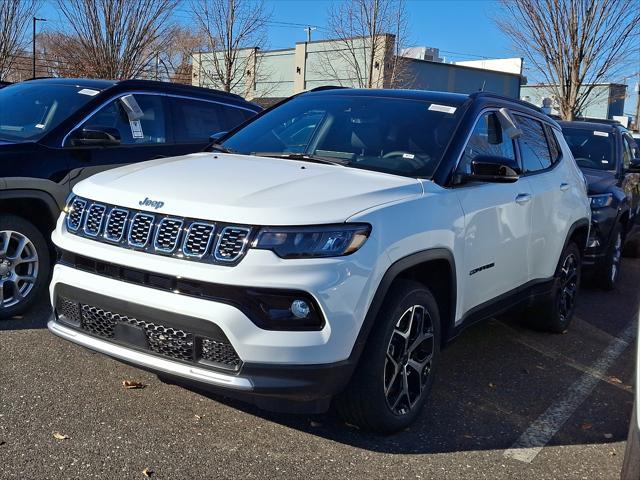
[598,223,623,291]
[526,242,581,333]
[335,280,441,434]
[0,214,51,319]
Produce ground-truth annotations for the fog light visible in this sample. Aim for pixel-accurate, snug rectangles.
[291,299,310,318]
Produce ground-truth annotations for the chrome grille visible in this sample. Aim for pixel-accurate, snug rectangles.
[154,218,183,253]
[128,213,155,247]
[183,223,215,257]
[65,197,253,266]
[83,203,106,236]
[215,227,251,262]
[104,208,129,242]
[66,198,86,231]
[57,297,242,369]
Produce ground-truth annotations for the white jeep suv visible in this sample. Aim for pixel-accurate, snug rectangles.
[48,89,590,433]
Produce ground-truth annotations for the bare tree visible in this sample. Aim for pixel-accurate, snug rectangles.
[56,0,178,80]
[37,32,89,78]
[191,0,270,94]
[497,0,640,120]
[321,0,409,89]
[0,0,40,80]
[161,26,208,84]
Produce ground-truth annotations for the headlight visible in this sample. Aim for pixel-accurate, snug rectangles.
[589,193,613,209]
[253,223,371,258]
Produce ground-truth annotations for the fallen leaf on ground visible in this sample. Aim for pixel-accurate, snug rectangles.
[581,423,593,431]
[194,414,202,420]
[488,383,496,388]
[142,467,154,477]
[122,380,146,389]
[53,432,69,440]
[609,376,623,384]
[463,434,474,439]
[604,433,613,439]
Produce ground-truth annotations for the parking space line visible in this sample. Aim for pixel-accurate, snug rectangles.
[497,321,632,392]
[503,320,636,463]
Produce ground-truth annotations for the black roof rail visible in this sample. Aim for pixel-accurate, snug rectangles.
[308,85,347,92]
[561,116,622,126]
[470,91,543,113]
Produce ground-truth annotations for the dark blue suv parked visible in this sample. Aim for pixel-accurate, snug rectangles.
[560,120,640,289]
[0,78,260,318]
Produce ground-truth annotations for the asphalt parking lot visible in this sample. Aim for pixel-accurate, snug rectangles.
[1,262,637,479]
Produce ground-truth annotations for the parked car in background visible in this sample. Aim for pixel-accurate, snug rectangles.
[560,120,640,290]
[0,78,261,318]
[48,89,590,433]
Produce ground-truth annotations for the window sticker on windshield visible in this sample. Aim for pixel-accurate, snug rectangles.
[593,131,609,137]
[35,123,45,129]
[601,160,609,163]
[130,120,144,139]
[428,104,457,114]
[402,153,415,159]
[77,88,99,96]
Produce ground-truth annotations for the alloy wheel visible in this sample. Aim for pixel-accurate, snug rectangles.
[384,304,435,416]
[0,230,39,309]
[558,252,578,322]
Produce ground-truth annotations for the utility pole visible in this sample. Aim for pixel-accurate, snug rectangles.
[304,26,316,43]
[32,17,46,79]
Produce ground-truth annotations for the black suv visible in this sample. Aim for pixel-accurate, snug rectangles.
[560,120,640,289]
[0,78,260,318]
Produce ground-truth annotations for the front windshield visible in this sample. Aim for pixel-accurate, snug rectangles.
[0,82,101,142]
[221,95,463,177]
[562,127,616,171]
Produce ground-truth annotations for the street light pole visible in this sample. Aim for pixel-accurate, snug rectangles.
[32,17,47,79]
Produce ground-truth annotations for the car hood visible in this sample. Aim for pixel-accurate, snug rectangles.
[582,168,617,195]
[73,152,423,225]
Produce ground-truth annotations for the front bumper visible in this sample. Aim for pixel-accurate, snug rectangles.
[583,207,618,267]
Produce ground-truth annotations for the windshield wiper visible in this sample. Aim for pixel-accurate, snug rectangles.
[251,152,348,166]
[208,142,235,153]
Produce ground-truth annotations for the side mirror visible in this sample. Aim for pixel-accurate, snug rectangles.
[467,155,521,183]
[209,131,228,144]
[71,126,121,147]
[627,158,640,173]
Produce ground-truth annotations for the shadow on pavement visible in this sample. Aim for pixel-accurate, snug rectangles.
[184,260,640,455]
[0,291,50,331]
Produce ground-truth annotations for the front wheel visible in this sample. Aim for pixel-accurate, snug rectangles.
[335,280,441,434]
[526,242,581,333]
[0,215,50,319]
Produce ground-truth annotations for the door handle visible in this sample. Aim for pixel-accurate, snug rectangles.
[515,193,532,205]
[560,182,570,191]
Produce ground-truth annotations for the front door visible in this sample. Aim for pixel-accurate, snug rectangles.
[453,111,532,314]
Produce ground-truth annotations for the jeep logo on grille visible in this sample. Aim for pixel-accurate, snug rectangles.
[139,197,164,210]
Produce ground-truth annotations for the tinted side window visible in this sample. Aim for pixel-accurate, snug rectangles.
[515,115,552,173]
[622,134,634,169]
[81,94,167,145]
[456,111,516,175]
[171,98,252,143]
[545,124,561,164]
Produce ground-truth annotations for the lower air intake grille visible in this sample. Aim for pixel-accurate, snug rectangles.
[56,297,242,370]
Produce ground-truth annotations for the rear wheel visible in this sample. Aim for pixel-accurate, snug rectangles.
[335,280,440,434]
[599,223,623,291]
[0,215,50,319]
[526,242,581,333]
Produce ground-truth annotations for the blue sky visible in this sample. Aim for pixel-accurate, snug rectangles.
[40,0,639,115]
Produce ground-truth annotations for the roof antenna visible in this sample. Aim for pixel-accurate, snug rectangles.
[479,80,486,92]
